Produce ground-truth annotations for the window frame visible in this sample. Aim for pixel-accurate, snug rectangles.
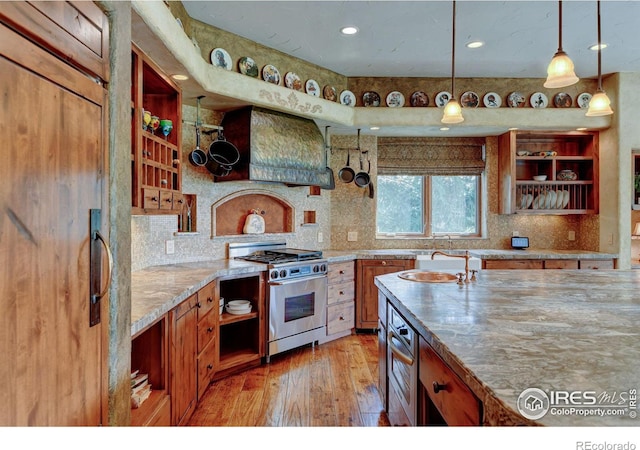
[375,173,483,239]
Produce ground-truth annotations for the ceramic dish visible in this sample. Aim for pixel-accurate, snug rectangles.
[262,64,281,85]
[340,90,356,106]
[410,91,429,107]
[577,92,592,109]
[553,92,573,108]
[386,91,405,107]
[461,91,479,108]
[532,193,546,209]
[210,48,232,70]
[227,300,251,308]
[323,85,337,102]
[507,91,526,108]
[238,56,259,77]
[362,91,381,107]
[533,175,547,181]
[284,72,303,91]
[226,305,252,315]
[435,91,452,108]
[545,190,557,209]
[305,79,320,97]
[555,190,566,208]
[483,92,502,108]
[530,92,548,108]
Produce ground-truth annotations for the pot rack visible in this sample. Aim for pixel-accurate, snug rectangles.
[182,96,223,133]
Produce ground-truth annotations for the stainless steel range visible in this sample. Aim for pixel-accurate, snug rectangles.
[229,242,328,362]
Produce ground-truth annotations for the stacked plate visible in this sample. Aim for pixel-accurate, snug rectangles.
[225,300,252,315]
[531,190,570,209]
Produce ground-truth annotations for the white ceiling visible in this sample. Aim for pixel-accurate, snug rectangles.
[181,0,640,79]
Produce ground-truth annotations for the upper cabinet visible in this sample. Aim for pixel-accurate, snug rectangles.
[131,44,183,215]
[498,130,599,215]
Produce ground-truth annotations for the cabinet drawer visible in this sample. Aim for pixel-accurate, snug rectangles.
[197,281,217,319]
[328,261,355,284]
[328,280,355,305]
[143,188,160,209]
[197,339,217,400]
[159,190,174,210]
[579,259,614,270]
[483,259,543,270]
[544,259,578,269]
[419,338,481,426]
[327,302,354,335]
[197,310,216,353]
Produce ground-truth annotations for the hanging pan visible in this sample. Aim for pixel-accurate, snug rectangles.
[206,128,240,177]
[188,96,207,167]
[338,148,355,183]
[354,130,370,188]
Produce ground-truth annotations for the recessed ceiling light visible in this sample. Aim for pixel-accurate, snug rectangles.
[340,26,359,35]
[466,41,484,49]
[172,74,189,81]
[370,126,380,130]
[589,43,608,51]
[576,127,588,131]
[440,127,450,131]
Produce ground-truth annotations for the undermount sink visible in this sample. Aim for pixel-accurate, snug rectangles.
[415,254,482,273]
[397,271,459,283]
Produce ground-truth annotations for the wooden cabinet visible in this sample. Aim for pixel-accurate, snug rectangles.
[169,294,198,426]
[216,273,266,379]
[356,259,414,330]
[483,258,614,270]
[131,44,183,215]
[196,281,218,400]
[322,261,355,342]
[419,337,482,426]
[498,130,599,215]
[131,319,171,426]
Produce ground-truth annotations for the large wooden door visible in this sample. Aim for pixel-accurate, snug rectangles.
[0,20,108,425]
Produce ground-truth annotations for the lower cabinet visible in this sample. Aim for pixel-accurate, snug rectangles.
[356,259,414,330]
[418,336,482,426]
[322,261,355,343]
[170,294,198,426]
[483,258,615,270]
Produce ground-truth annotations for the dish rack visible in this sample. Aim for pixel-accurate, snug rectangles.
[515,183,593,212]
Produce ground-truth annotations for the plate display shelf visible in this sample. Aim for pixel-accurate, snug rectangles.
[498,130,599,215]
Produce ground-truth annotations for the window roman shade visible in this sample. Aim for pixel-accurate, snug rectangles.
[377,137,486,176]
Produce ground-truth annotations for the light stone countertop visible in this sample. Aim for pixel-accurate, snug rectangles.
[374,269,640,426]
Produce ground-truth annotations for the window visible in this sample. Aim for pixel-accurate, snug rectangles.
[376,174,480,237]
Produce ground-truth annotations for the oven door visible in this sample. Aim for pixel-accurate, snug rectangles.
[268,274,327,344]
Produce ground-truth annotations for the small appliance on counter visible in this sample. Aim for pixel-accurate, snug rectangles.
[511,236,529,250]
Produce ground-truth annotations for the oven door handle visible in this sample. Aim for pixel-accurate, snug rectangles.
[270,274,328,285]
[388,330,414,366]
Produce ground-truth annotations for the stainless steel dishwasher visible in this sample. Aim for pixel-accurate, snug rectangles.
[387,303,418,426]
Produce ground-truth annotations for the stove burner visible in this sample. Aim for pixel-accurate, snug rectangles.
[237,248,323,264]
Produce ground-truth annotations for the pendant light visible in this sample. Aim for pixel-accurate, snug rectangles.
[441,0,463,124]
[544,1,579,88]
[586,0,613,116]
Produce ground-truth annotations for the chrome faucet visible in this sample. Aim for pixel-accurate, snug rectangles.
[431,250,471,283]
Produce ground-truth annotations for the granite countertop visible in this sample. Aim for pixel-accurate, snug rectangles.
[131,259,266,337]
[374,269,640,426]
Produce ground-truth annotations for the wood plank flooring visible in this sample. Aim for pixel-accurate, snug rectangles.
[188,333,390,426]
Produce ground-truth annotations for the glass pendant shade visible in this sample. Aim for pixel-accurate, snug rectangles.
[586,90,613,117]
[441,99,464,124]
[544,50,579,88]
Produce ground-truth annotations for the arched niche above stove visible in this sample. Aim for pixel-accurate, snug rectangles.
[211,189,295,238]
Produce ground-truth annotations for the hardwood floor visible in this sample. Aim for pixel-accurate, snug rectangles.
[188,333,390,426]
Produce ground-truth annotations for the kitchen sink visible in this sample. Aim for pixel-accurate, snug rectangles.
[397,271,459,283]
[415,253,482,273]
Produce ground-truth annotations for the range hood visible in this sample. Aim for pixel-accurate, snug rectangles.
[217,106,334,189]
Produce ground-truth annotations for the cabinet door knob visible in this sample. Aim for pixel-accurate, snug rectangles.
[339,290,344,295]
[339,270,344,274]
[207,296,213,303]
[339,315,344,321]
[433,381,447,394]
[207,327,213,333]
[382,261,387,265]
[207,364,213,370]
[196,302,201,308]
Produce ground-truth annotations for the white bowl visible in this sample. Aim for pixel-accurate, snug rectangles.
[532,175,547,181]
[226,305,252,315]
[227,300,250,308]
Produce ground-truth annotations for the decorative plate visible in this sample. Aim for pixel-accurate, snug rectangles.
[261,64,281,85]
[461,91,480,108]
[530,92,548,108]
[435,91,452,108]
[238,56,258,77]
[362,91,381,107]
[305,79,320,97]
[483,92,502,108]
[577,92,592,109]
[410,91,429,107]
[339,89,356,107]
[386,91,405,107]
[210,48,232,70]
[553,92,573,108]
[507,92,526,108]
[323,85,337,102]
[284,72,303,91]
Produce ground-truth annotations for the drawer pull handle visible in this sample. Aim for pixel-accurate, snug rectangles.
[339,290,344,295]
[207,364,213,370]
[382,261,387,265]
[207,296,213,303]
[433,381,447,394]
[196,302,202,308]
[339,315,344,321]
[207,327,213,333]
[339,270,344,274]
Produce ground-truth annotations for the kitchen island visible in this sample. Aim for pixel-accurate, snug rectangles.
[375,269,640,426]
